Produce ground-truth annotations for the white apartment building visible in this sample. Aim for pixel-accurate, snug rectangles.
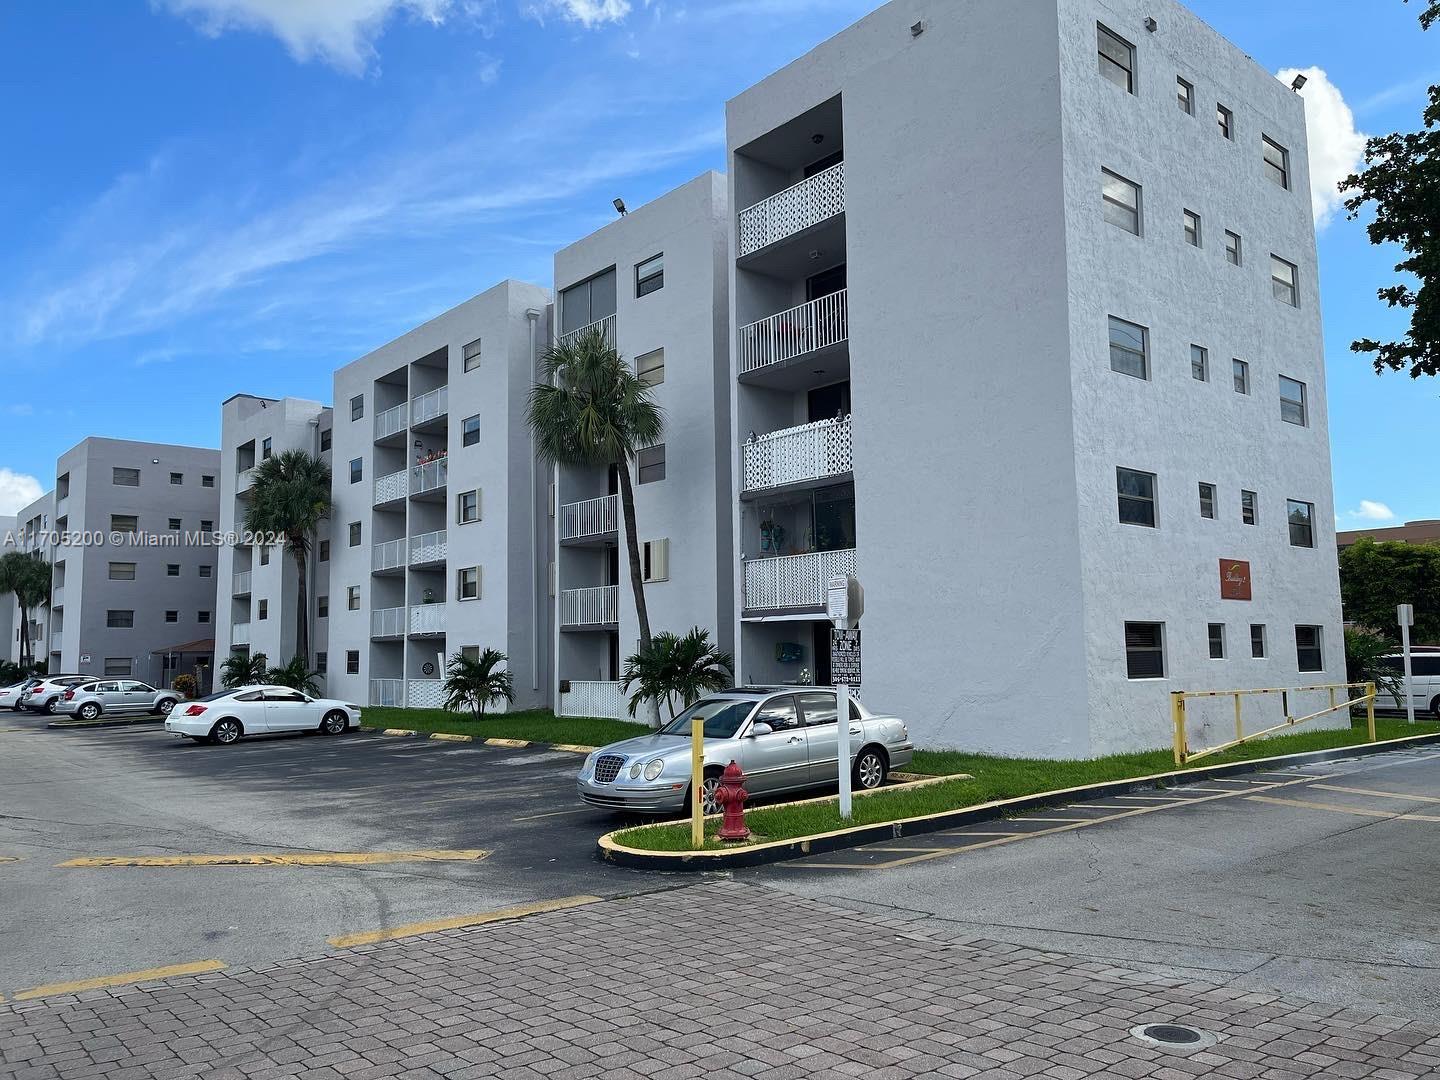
[552,173,734,721]
[725,0,1341,755]
[215,395,334,678]
[4,493,56,668]
[326,280,554,712]
[0,515,17,666]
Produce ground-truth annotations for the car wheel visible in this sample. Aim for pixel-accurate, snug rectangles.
[210,719,242,745]
[43,698,59,715]
[696,771,723,816]
[319,710,348,736]
[157,699,176,716]
[78,703,101,721]
[853,747,888,791]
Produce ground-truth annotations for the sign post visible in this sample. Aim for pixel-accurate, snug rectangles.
[1399,604,1415,725]
[826,574,864,821]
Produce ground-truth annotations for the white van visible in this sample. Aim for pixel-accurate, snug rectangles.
[1377,648,1440,718]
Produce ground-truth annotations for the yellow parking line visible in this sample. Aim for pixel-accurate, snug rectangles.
[60,849,490,868]
[551,744,598,754]
[328,894,603,947]
[0,856,21,864]
[1245,795,1440,823]
[865,846,953,854]
[513,808,595,822]
[13,960,227,1001]
[485,738,530,748]
[1312,784,1440,805]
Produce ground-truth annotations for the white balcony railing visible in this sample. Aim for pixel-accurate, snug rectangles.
[375,402,407,441]
[560,313,616,349]
[410,604,445,636]
[231,621,252,646]
[743,548,857,611]
[370,678,404,707]
[561,585,619,627]
[411,386,448,427]
[411,458,447,496]
[406,680,445,709]
[737,160,845,258]
[236,467,257,495]
[410,529,447,566]
[558,680,626,720]
[55,496,68,518]
[372,606,406,638]
[738,289,849,375]
[51,586,64,608]
[743,416,852,494]
[232,571,252,595]
[375,469,408,505]
[559,494,619,542]
[373,538,406,573]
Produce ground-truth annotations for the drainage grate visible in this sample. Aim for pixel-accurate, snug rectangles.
[1129,1023,1219,1050]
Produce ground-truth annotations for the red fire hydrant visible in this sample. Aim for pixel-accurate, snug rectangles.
[714,760,751,842]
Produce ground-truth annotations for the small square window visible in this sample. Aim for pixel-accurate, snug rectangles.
[636,348,665,387]
[1177,76,1193,114]
[1190,344,1209,382]
[1208,623,1226,660]
[1224,230,1242,266]
[350,458,363,484]
[637,444,666,484]
[103,658,133,676]
[1262,135,1290,190]
[108,562,136,581]
[347,586,360,611]
[1102,169,1141,235]
[462,415,480,447]
[1251,624,1267,658]
[458,566,480,601]
[349,521,362,547]
[111,514,139,533]
[346,650,360,675]
[1287,499,1315,548]
[170,472,184,485]
[320,429,332,452]
[636,253,664,297]
[1241,490,1258,526]
[350,395,365,421]
[199,565,212,579]
[1198,483,1216,519]
[1217,103,1234,140]
[1183,209,1202,247]
[1125,622,1165,680]
[458,490,480,524]
[198,611,211,624]
[169,517,182,531]
[202,474,215,488]
[1280,375,1307,426]
[462,338,483,372]
[200,519,214,532]
[113,467,141,487]
[1271,255,1299,307]
[1232,358,1250,395]
[1108,316,1148,379]
[258,599,269,621]
[1295,625,1323,672]
[165,610,179,624]
[167,564,180,577]
[1117,467,1157,528]
[317,595,329,619]
[1097,24,1135,93]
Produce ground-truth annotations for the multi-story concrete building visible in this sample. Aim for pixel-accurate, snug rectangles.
[0,514,16,667]
[1337,519,1440,550]
[5,492,56,668]
[215,395,334,679]
[327,280,554,711]
[47,438,222,687]
[551,173,734,721]
[725,0,1341,755]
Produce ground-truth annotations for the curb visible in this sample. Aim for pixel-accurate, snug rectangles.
[359,726,596,755]
[47,716,166,730]
[598,730,1440,872]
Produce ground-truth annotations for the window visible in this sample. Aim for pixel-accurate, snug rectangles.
[319,540,330,562]
[350,394,364,421]
[350,458,363,484]
[636,349,665,388]
[1262,135,1290,190]
[112,467,140,487]
[108,562,136,581]
[262,437,273,460]
[1241,490,1257,526]
[349,521,362,547]
[1251,624,1267,658]
[165,610,178,624]
[170,472,184,486]
[636,253,664,297]
[111,514,139,533]
[104,658,133,677]
[1232,358,1250,395]
[347,586,360,611]
[1097,23,1135,93]
[316,652,328,675]
[1271,255,1298,306]
[642,538,670,583]
[1190,344,1209,382]
[1224,230,1242,266]
[319,429,332,452]
[1183,209,1202,247]
[346,651,360,675]
[1288,499,1315,547]
[1279,376,1307,426]
[462,338,483,372]
[167,563,180,577]
[199,565,212,579]
[169,517,182,531]
[1125,622,1165,679]
[198,610,211,624]
[1108,316,1148,379]
[201,519,214,532]
[202,474,215,488]
[1295,626,1323,672]
[317,596,329,619]
[1102,169,1141,235]
[260,546,270,566]
[1208,623,1226,660]
[1116,467,1157,527]
[559,268,617,338]
[1217,103,1233,140]
[637,444,666,484]
[462,415,481,447]
[106,610,134,629]
[458,566,480,601]
[258,599,269,621]
[1177,76,1193,114]
[458,490,480,524]
[1198,483,1216,519]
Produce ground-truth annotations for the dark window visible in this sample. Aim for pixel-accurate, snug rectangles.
[1232,358,1250,395]
[1296,626,1323,672]
[1108,316,1148,379]
[350,395,364,421]
[112,467,140,487]
[347,586,360,611]
[108,562,136,581]
[111,514,139,533]
[462,415,480,446]
[165,610,178,623]
[316,652,328,674]
[199,565,212,578]
[1287,500,1314,548]
[1262,136,1290,190]
[167,564,180,577]
[201,519,214,532]
[1241,490,1257,526]
[169,517,182,531]
[636,253,664,297]
[1280,376,1307,426]
[463,338,483,372]
[346,650,360,675]
[170,472,184,485]
[1183,209,1201,247]
[1271,255,1299,306]
[1410,656,1440,677]
[1102,170,1141,235]
[1208,623,1226,659]
[262,438,272,459]
[106,610,135,629]
[319,540,330,562]
[1177,76,1193,114]
[637,444,666,484]
[320,429,332,452]
[202,474,215,488]
[1198,483,1216,519]
[1224,230,1242,266]
[636,349,664,387]
[1191,344,1208,382]
[1125,622,1165,679]
[198,611,211,624]
[1251,625,1266,658]
[317,596,329,619]
[258,599,269,621]
[1217,103,1233,140]
[559,268,617,337]
[349,521,362,547]
[103,658,132,676]
[350,458,363,484]
[1097,23,1135,93]
[1117,468,1157,527]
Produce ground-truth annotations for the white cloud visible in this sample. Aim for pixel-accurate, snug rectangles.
[1344,500,1397,523]
[154,0,455,74]
[0,470,44,516]
[523,0,631,28]
[1276,67,1368,228]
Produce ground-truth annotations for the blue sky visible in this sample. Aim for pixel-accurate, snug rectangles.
[0,0,1435,528]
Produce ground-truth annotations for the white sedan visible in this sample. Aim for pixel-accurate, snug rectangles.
[164,685,362,744]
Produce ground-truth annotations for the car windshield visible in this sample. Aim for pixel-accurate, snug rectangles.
[657,698,756,739]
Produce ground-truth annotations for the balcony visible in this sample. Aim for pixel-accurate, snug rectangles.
[375,469,408,507]
[375,402,407,442]
[559,314,616,349]
[410,529,447,567]
[409,604,445,637]
[738,289,848,382]
[743,548,856,613]
[232,621,252,646]
[411,387,448,429]
[51,585,64,609]
[737,161,845,261]
[560,585,619,629]
[233,571,252,596]
[406,679,444,709]
[373,538,406,574]
[743,416,852,496]
[370,678,404,707]
[236,467,257,497]
[558,680,626,720]
[371,606,406,639]
[410,457,448,500]
[559,494,619,544]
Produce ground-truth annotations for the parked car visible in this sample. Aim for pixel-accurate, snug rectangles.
[56,680,181,721]
[0,678,43,710]
[21,675,94,714]
[577,686,913,815]
[1376,647,1440,718]
[163,685,361,744]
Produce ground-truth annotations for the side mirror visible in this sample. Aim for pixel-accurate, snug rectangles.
[749,722,774,738]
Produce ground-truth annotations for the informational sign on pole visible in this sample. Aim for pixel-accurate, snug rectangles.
[1399,604,1416,725]
[830,628,862,687]
[827,575,864,820]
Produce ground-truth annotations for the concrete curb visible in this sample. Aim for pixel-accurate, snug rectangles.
[358,726,597,755]
[597,730,1440,872]
[47,716,166,730]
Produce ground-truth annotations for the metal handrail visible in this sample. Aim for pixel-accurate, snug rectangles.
[1171,681,1377,765]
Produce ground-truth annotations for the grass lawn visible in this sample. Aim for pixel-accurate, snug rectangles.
[612,715,1440,853]
[360,706,650,748]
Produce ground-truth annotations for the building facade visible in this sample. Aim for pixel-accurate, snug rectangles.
[4,493,56,669]
[1337,520,1440,550]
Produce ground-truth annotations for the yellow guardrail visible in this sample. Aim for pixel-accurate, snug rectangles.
[1170,681,1377,766]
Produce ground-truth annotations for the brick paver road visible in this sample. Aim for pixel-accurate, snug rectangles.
[3,882,1437,1080]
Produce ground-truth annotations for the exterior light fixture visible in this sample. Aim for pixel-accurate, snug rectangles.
[910,20,924,37]
[613,198,628,216]
[1290,74,1307,92]
[1144,16,1157,32]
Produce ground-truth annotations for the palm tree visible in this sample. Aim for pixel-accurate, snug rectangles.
[527,325,664,654]
[0,550,51,670]
[243,450,331,667]
[266,656,323,697]
[621,627,734,723]
[219,651,268,689]
[442,649,516,721]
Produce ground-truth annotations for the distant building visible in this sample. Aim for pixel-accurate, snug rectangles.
[1337,520,1440,550]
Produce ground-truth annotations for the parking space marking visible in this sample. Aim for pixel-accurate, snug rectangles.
[513,807,597,822]
[328,894,603,947]
[12,960,227,1001]
[1245,795,1440,823]
[0,856,21,864]
[61,849,490,868]
[1313,783,1440,804]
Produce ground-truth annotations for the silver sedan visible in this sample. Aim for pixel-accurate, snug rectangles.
[57,680,181,721]
[577,687,913,815]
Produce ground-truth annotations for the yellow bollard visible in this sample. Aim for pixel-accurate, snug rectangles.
[690,717,704,850]
[1366,682,1377,743]
[1171,692,1187,767]
[1234,692,1243,744]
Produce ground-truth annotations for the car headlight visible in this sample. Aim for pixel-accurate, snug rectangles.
[628,761,642,779]
[582,752,598,774]
[644,759,664,781]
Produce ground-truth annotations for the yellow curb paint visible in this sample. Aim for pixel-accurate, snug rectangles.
[1246,795,1440,823]
[327,894,603,948]
[14,960,227,1001]
[1312,783,1440,805]
[0,856,21,864]
[485,738,530,748]
[429,733,473,743]
[382,728,419,737]
[550,744,598,754]
[60,849,490,868]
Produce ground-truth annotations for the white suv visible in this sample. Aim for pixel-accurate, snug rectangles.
[1377,648,1440,719]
